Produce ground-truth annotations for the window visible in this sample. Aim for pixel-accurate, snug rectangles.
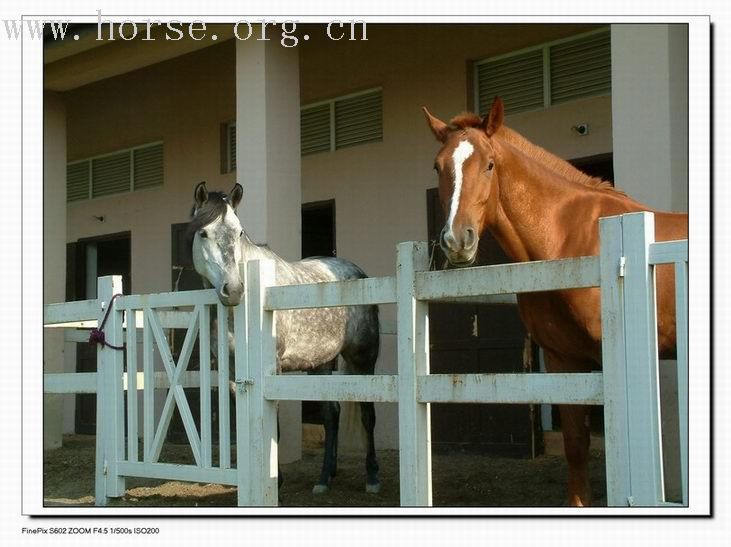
[301,87,383,155]
[66,141,163,202]
[225,122,236,172]
[475,28,611,116]
[222,88,382,165]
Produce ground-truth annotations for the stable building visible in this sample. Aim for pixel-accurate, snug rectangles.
[43,23,690,472]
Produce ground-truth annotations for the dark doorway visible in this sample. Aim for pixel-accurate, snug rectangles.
[67,232,131,435]
[426,189,540,457]
[570,153,614,185]
[302,200,336,259]
[301,200,336,425]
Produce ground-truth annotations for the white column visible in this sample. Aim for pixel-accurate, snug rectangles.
[611,24,688,212]
[611,24,687,501]
[43,92,66,449]
[236,34,302,463]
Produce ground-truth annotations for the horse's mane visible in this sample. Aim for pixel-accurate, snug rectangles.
[188,191,230,238]
[448,112,621,194]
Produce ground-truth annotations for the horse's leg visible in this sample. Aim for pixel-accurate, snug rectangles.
[360,401,381,493]
[558,404,592,506]
[340,303,380,493]
[309,359,339,494]
[543,350,593,506]
[312,400,340,494]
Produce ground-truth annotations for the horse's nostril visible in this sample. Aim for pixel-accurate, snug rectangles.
[464,227,476,248]
[441,229,456,250]
[221,283,230,297]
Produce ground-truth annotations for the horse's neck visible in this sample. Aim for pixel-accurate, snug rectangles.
[240,234,296,283]
[489,145,606,262]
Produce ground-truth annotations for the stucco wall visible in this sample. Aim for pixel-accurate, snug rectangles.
[65,41,237,294]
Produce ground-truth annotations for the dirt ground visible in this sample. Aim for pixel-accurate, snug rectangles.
[44,435,606,508]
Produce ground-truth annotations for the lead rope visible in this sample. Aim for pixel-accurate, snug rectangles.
[88,293,125,350]
[428,238,451,271]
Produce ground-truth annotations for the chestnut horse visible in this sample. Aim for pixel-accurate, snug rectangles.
[423,97,688,506]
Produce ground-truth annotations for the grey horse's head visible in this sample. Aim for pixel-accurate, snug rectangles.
[190,182,245,306]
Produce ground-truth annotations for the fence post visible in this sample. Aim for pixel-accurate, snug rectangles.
[396,241,432,506]
[94,275,126,506]
[237,259,279,506]
[674,259,689,506]
[599,215,632,506]
[233,263,250,505]
[621,212,665,505]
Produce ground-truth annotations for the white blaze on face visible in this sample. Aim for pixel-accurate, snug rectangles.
[446,139,475,234]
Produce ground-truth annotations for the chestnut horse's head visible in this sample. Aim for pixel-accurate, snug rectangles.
[423,97,505,267]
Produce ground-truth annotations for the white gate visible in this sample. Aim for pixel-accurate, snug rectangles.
[43,212,688,508]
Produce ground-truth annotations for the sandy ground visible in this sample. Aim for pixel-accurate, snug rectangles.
[43,435,606,508]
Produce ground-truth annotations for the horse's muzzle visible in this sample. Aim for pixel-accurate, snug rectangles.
[219,280,244,306]
[440,227,478,267]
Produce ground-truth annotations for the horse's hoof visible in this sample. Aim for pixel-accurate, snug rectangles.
[365,482,381,494]
[312,484,329,495]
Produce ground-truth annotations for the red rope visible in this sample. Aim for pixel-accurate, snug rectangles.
[88,293,125,351]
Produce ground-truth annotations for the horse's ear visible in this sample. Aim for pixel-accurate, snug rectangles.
[194,181,208,208]
[422,106,449,143]
[482,96,504,137]
[229,183,243,209]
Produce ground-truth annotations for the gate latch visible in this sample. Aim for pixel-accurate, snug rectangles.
[235,378,255,392]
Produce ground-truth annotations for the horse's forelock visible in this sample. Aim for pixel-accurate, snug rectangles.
[187,192,231,238]
[449,112,483,130]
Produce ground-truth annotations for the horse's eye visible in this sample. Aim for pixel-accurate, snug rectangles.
[239,230,244,238]
[486,160,495,172]
[200,230,208,239]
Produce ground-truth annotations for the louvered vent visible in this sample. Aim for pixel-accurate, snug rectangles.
[133,143,163,190]
[301,104,331,155]
[334,90,382,150]
[92,151,130,198]
[67,161,90,202]
[477,49,544,116]
[228,124,236,171]
[550,30,611,104]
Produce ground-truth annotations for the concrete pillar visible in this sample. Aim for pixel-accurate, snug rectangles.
[611,24,687,501]
[43,92,67,449]
[611,24,688,213]
[236,35,302,463]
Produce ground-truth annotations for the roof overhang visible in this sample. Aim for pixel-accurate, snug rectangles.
[44,23,235,91]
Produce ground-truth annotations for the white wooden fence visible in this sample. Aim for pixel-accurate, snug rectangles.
[43,212,688,507]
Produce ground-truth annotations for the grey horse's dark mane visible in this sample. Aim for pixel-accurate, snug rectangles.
[187,191,231,238]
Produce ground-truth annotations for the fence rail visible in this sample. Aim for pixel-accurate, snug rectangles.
[43,212,689,509]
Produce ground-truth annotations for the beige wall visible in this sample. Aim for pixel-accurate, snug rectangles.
[65,41,237,294]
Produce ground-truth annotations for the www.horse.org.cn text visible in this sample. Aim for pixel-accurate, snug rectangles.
[94,13,367,47]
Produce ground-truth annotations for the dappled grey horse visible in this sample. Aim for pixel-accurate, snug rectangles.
[189,182,381,494]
